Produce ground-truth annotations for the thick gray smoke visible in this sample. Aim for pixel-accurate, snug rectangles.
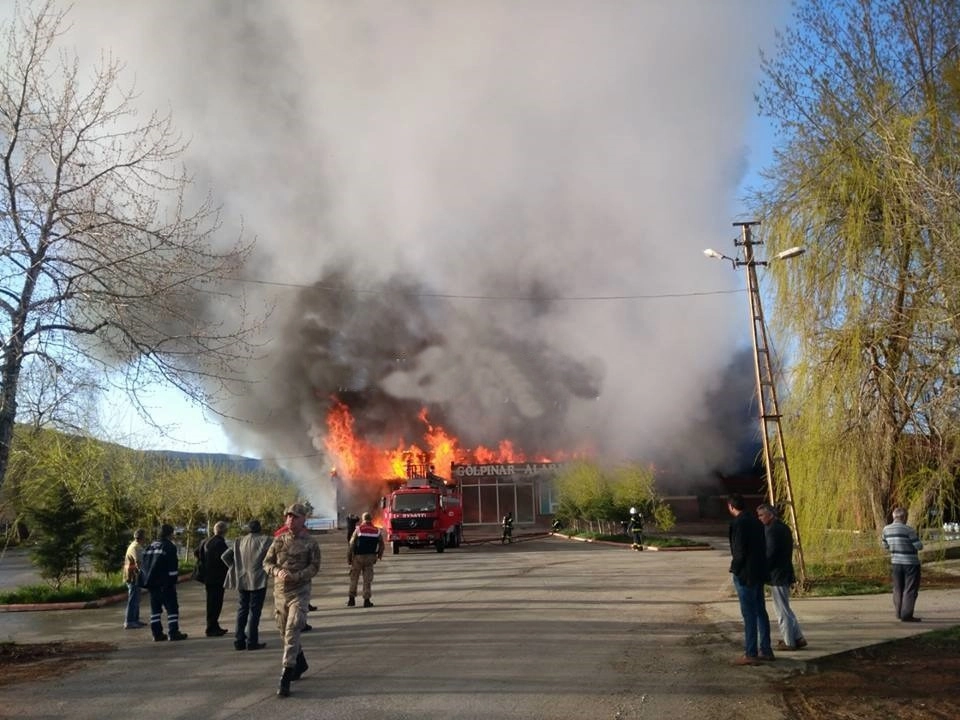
[66,1,787,512]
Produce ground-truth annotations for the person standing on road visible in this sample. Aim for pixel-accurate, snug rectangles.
[221,519,272,651]
[263,503,321,698]
[123,528,147,629]
[881,507,924,622]
[347,511,385,608]
[757,503,807,650]
[140,524,188,642]
[627,508,644,551]
[727,493,773,665]
[200,521,230,637]
[501,511,514,543]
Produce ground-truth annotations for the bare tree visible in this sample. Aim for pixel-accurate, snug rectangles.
[753,0,960,544]
[0,1,257,491]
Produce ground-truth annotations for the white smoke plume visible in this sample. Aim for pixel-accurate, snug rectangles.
[64,1,787,512]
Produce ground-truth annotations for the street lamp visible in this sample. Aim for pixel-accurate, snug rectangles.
[705,220,807,586]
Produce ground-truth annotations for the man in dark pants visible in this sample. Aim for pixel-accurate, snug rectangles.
[881,507,923,622]
[201,521,230,636]
[140,524,187,642]
[727,493,773,665]
[222,519,272,650]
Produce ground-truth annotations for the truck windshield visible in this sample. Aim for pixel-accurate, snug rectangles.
[393,493,437,512]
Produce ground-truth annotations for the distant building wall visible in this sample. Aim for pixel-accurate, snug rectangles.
[450,463,767,526]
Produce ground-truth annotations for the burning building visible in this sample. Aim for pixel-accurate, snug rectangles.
[64,3,788,515]
[322,396,573,527]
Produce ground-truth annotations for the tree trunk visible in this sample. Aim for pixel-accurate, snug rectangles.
[0,349,24,493]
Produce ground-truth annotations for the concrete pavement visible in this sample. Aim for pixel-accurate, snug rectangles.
[685,532,960,664]
[0,537,960,718]
[705,585,960,664]
[3,536,957,663]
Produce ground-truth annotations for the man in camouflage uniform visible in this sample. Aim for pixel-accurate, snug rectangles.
[263,503,321,697]
[347,511,385,607]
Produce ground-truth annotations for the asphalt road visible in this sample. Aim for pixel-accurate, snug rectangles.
[1,532,794,720]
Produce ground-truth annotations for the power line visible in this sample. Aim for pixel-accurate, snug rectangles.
[223,274,746,302]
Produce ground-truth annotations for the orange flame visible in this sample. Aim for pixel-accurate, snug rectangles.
[323,397,575,482]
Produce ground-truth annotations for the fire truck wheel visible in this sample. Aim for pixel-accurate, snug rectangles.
[392,541,400,555]
[435,539,445,553]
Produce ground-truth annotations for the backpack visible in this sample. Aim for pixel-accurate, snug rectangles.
[192,539,208,583]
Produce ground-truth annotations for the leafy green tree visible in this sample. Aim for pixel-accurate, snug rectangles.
[609,464,675,531]
[27,480,87,588]
[753,0,960,555]
[84,446,142,574]
[554,461,674,533]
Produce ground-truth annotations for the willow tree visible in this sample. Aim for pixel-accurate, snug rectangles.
[754,0,960,552]
[0,2,256,492]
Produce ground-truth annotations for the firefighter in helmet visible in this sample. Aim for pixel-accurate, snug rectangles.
[501,511,514,544]
[628,507,644,551]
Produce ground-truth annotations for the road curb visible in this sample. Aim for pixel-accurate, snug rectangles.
[551,532,712,551]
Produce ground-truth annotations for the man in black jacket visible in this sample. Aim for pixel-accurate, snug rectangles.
[727,494,773,665]
[141,524,188,642]
[757,503,807,650]
[200,521,230,637]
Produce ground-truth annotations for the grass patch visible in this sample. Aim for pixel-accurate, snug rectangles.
[913,624,960,645]
[565,532,707,548]
[802,575,889,597]
[648,536,710,548]
[0,561,196,604]
[0,577,127,604]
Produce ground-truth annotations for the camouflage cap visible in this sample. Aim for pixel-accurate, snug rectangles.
[284,503,308,518]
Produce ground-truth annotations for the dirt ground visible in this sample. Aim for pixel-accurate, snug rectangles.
[775,630,960,720]
[0,641,115,686]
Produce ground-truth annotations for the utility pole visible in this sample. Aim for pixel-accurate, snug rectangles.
[733,221,807,586]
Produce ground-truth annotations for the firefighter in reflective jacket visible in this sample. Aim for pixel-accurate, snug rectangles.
[347,512,385,608]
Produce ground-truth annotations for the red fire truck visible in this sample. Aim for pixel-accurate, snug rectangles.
[382,463,463,554]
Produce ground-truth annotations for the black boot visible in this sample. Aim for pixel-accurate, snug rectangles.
[347,595,356,607]
[277,667,293,697]
[292,650,309,681]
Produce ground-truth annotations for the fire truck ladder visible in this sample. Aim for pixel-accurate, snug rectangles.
[737,221,807,586]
